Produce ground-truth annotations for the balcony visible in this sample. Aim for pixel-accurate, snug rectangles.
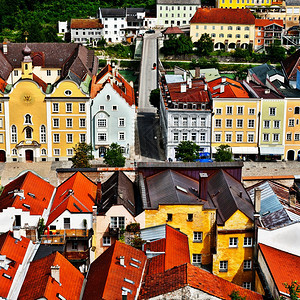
[64,250,89,261]
[40,229,89,244]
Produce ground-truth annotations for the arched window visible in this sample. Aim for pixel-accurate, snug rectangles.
[41,148,47,155]
[236,26,241,30]
[12,148,17,156]
[25,127,32,139]
[245,26,249,30]
[11,125,17,143]
[24,114,32,125]
[40,125,46,144]
[25,64,28,70]
[228,26,233,30]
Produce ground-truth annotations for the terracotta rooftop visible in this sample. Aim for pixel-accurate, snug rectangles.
[140,263,263,299]
[259,243,300,296]
[255,19,284,27]
[190,8,255,25]
[0,231,31,298]
[208,77,250,98]
[18,251,84,300]
[47,172,97,226]
[0,171,54,215]
[82,241,147,300]
[71,19,104,29]
[162,26,184,35]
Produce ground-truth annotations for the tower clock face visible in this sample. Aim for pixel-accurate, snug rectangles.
[23,95,32,103]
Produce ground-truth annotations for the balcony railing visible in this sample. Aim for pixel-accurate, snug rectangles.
[40,229,89,244]
[64,250,89,261]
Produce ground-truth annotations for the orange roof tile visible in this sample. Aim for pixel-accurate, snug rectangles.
[191,8,255,25]
[255,19,283,27]
[47,172,97,226]
[259,243,300,295]
[0,77,7,92]
[141,263,263,299]
[0,172,54,215]
[0,231,31,298]
[18,251,84,300]
[83,241,147,300]
[163,26,184,35]
[71,19,104,29]
[208,77,249,98]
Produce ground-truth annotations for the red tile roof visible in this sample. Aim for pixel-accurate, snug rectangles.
[255,19,284,27]
[0,77,7,92]
[47,172,97,225]
[147,225,190,274]
[18,251,84,300]
[259,243,300,295]
[163,26,184,35]
[83,241,147,300]
[191,8,255,25]
[91,64,135,106]
[0,171,54,215]
[208,77,249,98]
[0,231,31,298]
[140,263,263,299]
[71,19,104,29]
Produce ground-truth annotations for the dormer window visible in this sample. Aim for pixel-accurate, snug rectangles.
[24,114,32,125]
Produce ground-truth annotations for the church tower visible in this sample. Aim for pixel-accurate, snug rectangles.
[21,43,33,79]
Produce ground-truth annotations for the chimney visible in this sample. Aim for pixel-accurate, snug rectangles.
[199,173,208,200]
[221,77,226,83]
[183,70,187,82]
[188,78,192,89]
[254,188,262,214]
[195,67,200,78]
[204,84,207,91]
[120,256,125,266]
[289,192,297,207]
[14,189,24,199]
[220,84,225,93]
[3,43,7,55]
[96,179,102,204]
[51,265,60,283]
[180,84,186,93]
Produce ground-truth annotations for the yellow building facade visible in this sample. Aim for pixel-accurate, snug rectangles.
[216,0,272,9]
[145,204,216,266]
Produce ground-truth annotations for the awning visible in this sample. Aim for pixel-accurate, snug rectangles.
[231,147,258,154]
[260,147,284,155]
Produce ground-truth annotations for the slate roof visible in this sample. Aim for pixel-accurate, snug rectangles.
[281,49,300,81]
[190,8,255,25]
[18,252,84,300]
[245,81,282,99]
[271,79,300,97]
[144,169,204,209]
[82,241,147,300]
[140,263,263,299]
[285,0,300,6]
[33,244,64,261]
[259,243,300,296]
[208,77,250,98]
[143,224,190,274]
[0,231,31,298]
[208,169,254,225]
[47,172,96,226]
[100,8,126,17]
[248,63,275,85]
[100,171,136,216]
[71,19,103,29]
[0,171,54,215]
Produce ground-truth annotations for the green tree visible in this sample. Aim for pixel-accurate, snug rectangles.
[266,40,286,63]
[230,291,246,300]
[175,141,200,162]
[71,142,94,168]
[194,33,214,56]
[162,34,193,55]
[104,143,126,167]
[280,281,300,300]
[214,144,233,162]
[149,88,160,109]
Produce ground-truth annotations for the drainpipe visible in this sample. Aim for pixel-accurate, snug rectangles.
[257,110,261,161]
[253,188,261,291]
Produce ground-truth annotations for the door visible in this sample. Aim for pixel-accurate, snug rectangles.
[0,150,6,162]
[25,149,33,162]
[287,150,295,161]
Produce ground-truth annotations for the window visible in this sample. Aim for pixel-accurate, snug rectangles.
[182,132,188,141]
[103,236,111,246]
[11,125,17,143]
[244,237,252,247]
[273,133,279,142]
[226,133,232,142]
[295,107,300,114]
[274,120,280,129]
[219,33,224,38]
[226,119,233,128]
[12,148,17,155]
[98,119,107,127]
[80,134,86,143]
[98,133,106,141]
[287,133,292,141]
[216,108,222,115]
[52,103,59,112]
[110,216,125,229]
[236,34,240,38]
[229,237,238,247]
[47,70,51,76]
[14,70,18,76]
[200,133,206,142]
[228,26,233,30]
[248,133,254,143]
[24,114,32,124]
[187,214,193,221]
[244,34,249,38]
[249,108,255,115]
[263,133,269,142]
[57,70,61,76]
[53,134,60,143]
[182,117,188,126]
[66,118,73,128]
[0,134,3,143]
[112,105,118,111]
[66,134,73,143]
[191,117,197,126]
[66,103,72,113]
[226,106,233,115]
[119,132,125,140]
[173,132,179,141]
[191,132,196,141]
[53,118,59,128]
[227,34,232,38]
[64,218,70,229]
[236,119,243,128]
[243,260,252,270]
[288,118,295,127]
[79,103,85,112]
[236,26,241,30]
[200,118,205,127]
[67,148,73,156]
[295,133,300,141]
[40,125,46,143]
[243,282,251,290]
[119,118,125,127]
[64,90,72,96]
[173,117,179,126]
[245,26,249,30]
[193,232,203,242]
[167,213,173,222]
[219,261,228,272]
[25,127,32,139]
[264,120,270,128]
[215,133,221,142]
[248,120,254,128]
[79,118,86,128]
[192,254,202,265]
[215,119,222,128]
[269,107,276,116]
[236,133,243,142]
[71,241,78,250]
